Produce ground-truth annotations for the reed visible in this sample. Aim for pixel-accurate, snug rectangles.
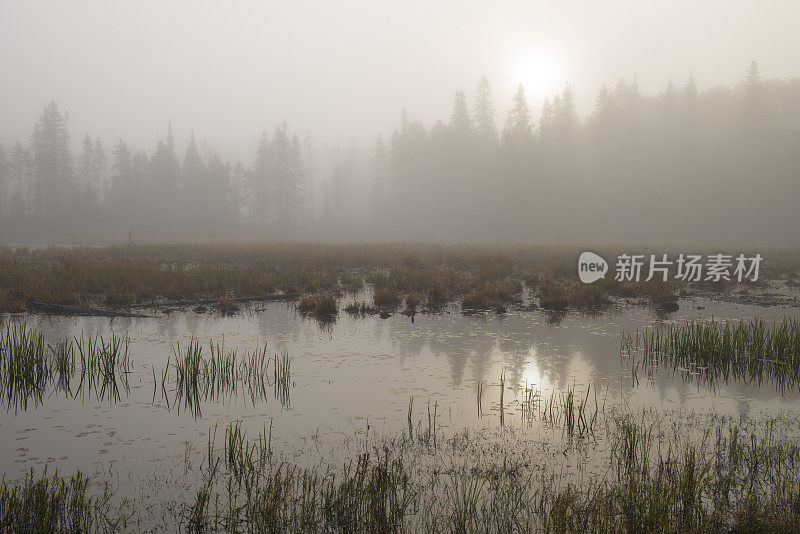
[476,381,483,417]
[0,322,130,410]
[169,339,290,417]
[273,351,291,408]
[0,468,110,533]
[75,332,131,403]
[3,244,795,317]
[499,369,505,426]
[297,293,338,321]
[0,322,47,411]
[373,289,401,309]
[623,317,800,393]
[407,396,414,438]
[6,410,800,532]
[447,470,486,533]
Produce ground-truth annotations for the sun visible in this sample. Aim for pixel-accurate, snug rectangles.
[509,47,563,100]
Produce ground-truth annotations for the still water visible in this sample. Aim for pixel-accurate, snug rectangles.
[1,295,799,520]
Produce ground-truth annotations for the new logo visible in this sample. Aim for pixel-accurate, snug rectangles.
[578,252,608,284]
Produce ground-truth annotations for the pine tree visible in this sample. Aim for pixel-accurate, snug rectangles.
[373,134,387,191]
[251,132,271,225]
[507,83,532,137]
[290,134,306,226]
[206,151,232,229]
[94,138,107,199]
[230,162,249,222]
[555,87,578,141]
[662,80,676,118]
[594,86,614,127]
[151,122,181,224]
[270,124,293,228]
[10,142,32,215]
[625,77,643,130]
[111,140,132,199]
[450,90,472,140]
[79,134,98,200]
[473,76,497,145]
[371,134,387,221]
[539,98,554,138]
[183,132,208,220]
[31,102,73,220]
[743,60,763,128]
[683,73,697,133]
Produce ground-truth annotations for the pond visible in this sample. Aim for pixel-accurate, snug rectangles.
[2,294,799,529]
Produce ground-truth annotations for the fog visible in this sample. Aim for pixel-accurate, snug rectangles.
[1,1,799,245]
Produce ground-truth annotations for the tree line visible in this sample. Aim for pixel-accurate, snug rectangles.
[0,61,798,244]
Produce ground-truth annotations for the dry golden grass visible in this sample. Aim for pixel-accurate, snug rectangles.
[1,243,796,314]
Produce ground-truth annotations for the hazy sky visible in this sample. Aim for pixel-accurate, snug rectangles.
[2,0,800,161]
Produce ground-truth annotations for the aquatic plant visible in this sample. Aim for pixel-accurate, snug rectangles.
[447,469,486,533]
[169,339,291,418]
[0,322,48,411]
[2,244,796,319]
[623,317,800,393]
[344,301,376,315]
[273,351,291,408]
[461,292,490,311]
[476,381,483,417]
[0,322,130,411]
[297,293,338,321]
[5,409,800,532]
[373,288,401,309]
[75,332,131,403]
[0,468,110,533]
[404,294,419,314]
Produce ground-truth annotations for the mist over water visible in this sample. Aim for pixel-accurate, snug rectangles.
[4,4,800,530]
[1,1,799,246]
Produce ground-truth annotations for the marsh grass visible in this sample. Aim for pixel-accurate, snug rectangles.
[177,411,800,533]
[7,244,776,321]
[297,293,338,321]
[344,301,376,316]
[0,322,47,411]
[373,288,401,310]
[476,381,483,417]
[461,292,490,311]
[623,317,800,393]
[0,322,293,414]
[0,322,130,411]
[168,338,291,418]
[536,384,599,438]
[75,332,131,403]
[447,469,487,533]
[273,351,291,408]
[403,294,419,314]
[499,369,506,426]
[0,468,111,533]
[537,280,570,310]
[6,410,800,532]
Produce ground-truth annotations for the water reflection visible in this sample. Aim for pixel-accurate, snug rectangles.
[3,297,800,488]
[9,298,800,415]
